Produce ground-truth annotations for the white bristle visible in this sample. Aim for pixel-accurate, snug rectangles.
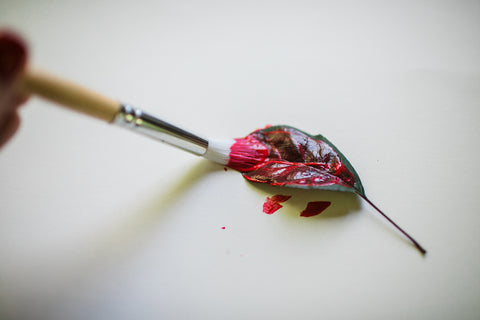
[203,138,235,165]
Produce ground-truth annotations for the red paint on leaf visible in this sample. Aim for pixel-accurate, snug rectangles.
[262,194,291,214]
[300,201,331,217]
[228,126,357,190]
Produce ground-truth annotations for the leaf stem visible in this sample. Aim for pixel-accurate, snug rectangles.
[360,195,426,255]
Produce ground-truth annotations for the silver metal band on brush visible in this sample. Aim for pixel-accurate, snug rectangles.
[113,104,208,155]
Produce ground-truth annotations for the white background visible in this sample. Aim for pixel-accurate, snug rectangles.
[1,1,479,319]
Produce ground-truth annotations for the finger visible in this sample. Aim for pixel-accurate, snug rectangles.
[0,30,28,117]
[0,30,27,82]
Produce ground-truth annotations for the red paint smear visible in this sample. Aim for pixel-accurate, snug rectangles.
[263,199,283,214]
[221,226,225,229]
[300,201,331,217]
[262,194,291,214]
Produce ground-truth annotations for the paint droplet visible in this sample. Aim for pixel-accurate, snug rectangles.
[300,201,331,217]
[262,194,292,214]
[221,226,225,229]
[224,167,228,171]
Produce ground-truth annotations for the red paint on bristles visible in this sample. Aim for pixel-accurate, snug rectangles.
[227,136,269,171]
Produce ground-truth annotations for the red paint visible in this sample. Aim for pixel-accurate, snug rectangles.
[221,226,225,229]
[270,194,291,203]
[262,194,291,214]
[224,167,228,171]
[227,126,356,188]
[300,201,331,217]
[263,199,283,214]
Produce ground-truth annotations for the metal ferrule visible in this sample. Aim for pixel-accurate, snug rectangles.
[113,104,208,156]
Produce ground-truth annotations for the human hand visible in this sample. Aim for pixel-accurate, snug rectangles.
[0,31,28,148]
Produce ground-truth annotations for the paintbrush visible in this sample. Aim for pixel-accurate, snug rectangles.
[20,69,264,167]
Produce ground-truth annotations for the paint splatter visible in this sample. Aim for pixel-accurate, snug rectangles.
[300,201,331,217]
[221,226,226,229]
[224,167,228,171]
[263,200,283,214]
[262,194,291,214]
[262,195,330,217]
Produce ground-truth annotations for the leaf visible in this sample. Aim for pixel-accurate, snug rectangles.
[231,125,426,255]
[236,125,365,197]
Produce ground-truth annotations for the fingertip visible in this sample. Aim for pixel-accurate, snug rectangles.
[0,30,28,82]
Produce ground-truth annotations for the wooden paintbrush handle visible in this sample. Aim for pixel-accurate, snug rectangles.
[19,69,210,155]
[20,69,120,122]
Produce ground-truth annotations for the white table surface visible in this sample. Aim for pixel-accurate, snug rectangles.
[1,1,479,319]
